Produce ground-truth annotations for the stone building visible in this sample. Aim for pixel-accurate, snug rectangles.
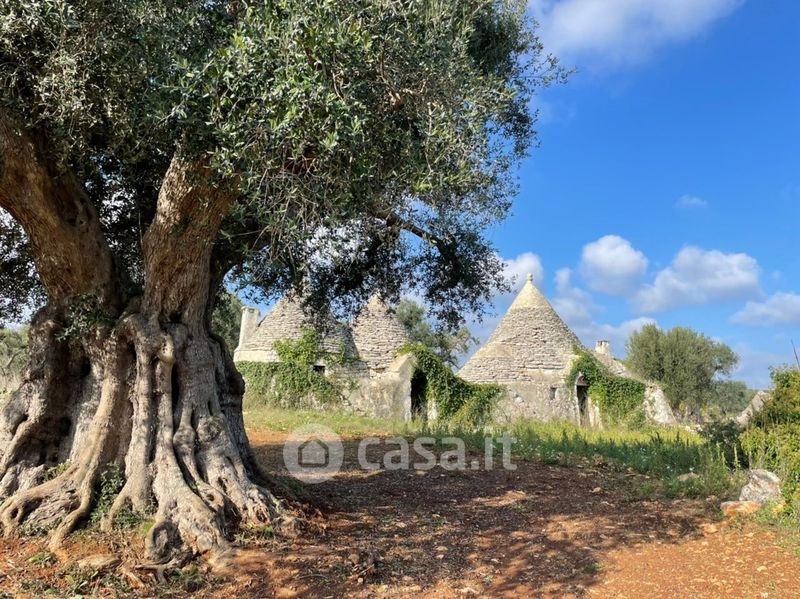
[234,294,419,420]
[235,295,362,376]
[459,275,676,427]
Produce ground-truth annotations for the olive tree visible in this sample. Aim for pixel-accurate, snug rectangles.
[0,0,562,564]
[626,324,739,419]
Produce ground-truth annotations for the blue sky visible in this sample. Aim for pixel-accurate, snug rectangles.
[476,0,800,388]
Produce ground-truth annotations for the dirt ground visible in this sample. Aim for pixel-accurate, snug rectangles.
[1,429,799,598]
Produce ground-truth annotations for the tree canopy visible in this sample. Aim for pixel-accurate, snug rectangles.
[0,1,564,561]
[626,324,739,419]
[0,0,564,327]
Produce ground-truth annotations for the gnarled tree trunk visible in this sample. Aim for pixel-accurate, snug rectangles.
[0,117,290,564]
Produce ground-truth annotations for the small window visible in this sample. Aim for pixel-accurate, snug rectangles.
[549,386,557,401]
[312,364,326,375]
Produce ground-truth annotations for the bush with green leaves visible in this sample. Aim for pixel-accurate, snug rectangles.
[700,419,748,469]
[741,367,800,504]
[566,350,645,427]
[239,329,351,408]
[400,344,500,426]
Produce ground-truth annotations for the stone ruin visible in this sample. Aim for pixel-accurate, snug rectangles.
[234,294,421,421]
[458,275,676,428]
[235,277,677,427]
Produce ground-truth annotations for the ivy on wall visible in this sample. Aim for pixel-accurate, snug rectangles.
[566,349,645,427]
[238,329,352,408]
[400,344,501,426]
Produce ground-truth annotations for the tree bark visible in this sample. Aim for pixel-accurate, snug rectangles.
[0,110,117,306]
[0,139,290,565]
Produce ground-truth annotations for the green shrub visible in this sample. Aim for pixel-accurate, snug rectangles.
[239,329,351,408]
[700,420,748,469]
[89,463,125,524]
[566,350,645,426]
[400,344,501,427]
[741,367,800,504]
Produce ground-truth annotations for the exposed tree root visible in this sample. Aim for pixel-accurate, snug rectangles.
[0,310,297,566]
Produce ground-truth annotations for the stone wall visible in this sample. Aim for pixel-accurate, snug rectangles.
[343,354,416,420]
[490,371,579,424]
[643,384,678,426]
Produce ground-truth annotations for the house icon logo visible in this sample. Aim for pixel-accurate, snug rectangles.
[298,438,330,468]
[283,424,343,483]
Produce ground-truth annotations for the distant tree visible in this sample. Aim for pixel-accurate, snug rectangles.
[211,292,244,352]
[0,327,28,401]
[395,299,477,368]
[0,327,28,376]
[707,380,756,420]
[626,324,739,420]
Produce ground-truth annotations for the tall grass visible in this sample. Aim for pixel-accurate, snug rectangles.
[413,418,739,498]
[244,407,740,499]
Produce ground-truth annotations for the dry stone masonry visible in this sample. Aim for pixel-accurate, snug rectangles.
[459,275,676,427]
[235,294,414,419]
[236,276,677,427]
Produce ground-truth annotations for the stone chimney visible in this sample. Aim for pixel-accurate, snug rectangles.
[595,340,611,356]
[237,307,260,350]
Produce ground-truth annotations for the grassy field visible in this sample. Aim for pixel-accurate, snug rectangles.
[243,405,740,500]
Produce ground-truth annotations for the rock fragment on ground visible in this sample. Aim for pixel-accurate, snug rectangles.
[76,554,120,572]
[739,469,782,504]
[720,501,761,519]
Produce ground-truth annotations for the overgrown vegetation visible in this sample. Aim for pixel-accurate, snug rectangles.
[741,367,800,508]
[700,419,748,469]
[401,344,501,426]
[566,350,645,427]
[89,463,125,525]
[56,293,113,342]
[240,329,352,408]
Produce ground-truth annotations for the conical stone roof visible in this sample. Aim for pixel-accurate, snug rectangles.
[459,275,584,383]
[240,295,358,362]
[351,295,410,370]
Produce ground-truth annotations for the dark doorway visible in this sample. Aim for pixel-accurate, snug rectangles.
[575,384,589,426]
[410,370,428,421]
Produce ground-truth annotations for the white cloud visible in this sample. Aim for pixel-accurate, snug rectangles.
[532,0,743,67]
[732,292,800,327]
[634,246,761,313]
[579,235,648,295]
[676,194,708,209]
[502,252,545,293]
[553,268,655,355]
[553,267,596,324]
